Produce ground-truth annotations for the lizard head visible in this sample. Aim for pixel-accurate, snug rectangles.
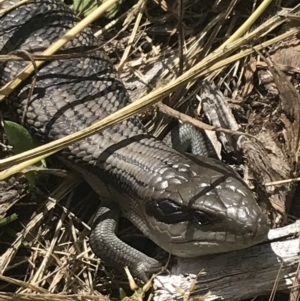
[143,154,269,257]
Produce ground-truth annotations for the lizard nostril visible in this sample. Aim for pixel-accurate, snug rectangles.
[242,224,256,237]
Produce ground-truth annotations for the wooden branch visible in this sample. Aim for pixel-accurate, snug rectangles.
[153,221,300,301]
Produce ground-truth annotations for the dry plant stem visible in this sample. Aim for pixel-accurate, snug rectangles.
[8,196,94,294]
[0,275,47,294]
[264,177,300,187]
[186,12,221,60]
[28,243,93,293]
[0,26,299,177]
[94,11,127,38]
[0,178,80,273]
[270,262,284,301]
[0,0,30,14]
[0,151,57,179]
[207,0,274,80]
[152,4,296,81]
[289,255,300,301]
[223,0,274,46]
[27,197,71,287]
[0,0,120,101]
[200,0,238,59]
[0,45,104,62]
[118,0,146,72]
[177,0,184,75]
[0,292,108,301]
[157,103,255,139]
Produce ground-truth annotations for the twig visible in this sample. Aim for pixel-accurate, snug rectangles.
[157,103,256,139]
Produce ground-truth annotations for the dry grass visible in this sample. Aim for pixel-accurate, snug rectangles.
[1,0,300,300]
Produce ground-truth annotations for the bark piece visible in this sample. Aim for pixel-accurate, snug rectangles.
[154,221,300,301]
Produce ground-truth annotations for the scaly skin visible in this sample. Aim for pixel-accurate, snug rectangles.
[0,0,269,280]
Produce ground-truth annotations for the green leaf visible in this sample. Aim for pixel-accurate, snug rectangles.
[119,287,127,299]
[73,0,102,17]
[0,213,18,226]
[4,121,35,153]
[73,0,123,18]
[105,0,123,19]
[3,120,46,186]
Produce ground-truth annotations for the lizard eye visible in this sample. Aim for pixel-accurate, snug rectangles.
[146,199,190,224]
[193,211,212,226]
